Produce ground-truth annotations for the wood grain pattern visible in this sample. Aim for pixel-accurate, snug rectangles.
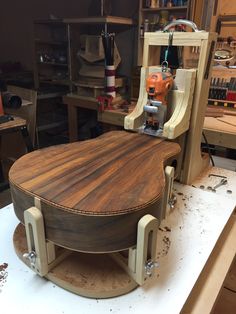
[10,131,180,252]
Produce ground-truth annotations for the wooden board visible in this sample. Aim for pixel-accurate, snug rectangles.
[9,131,180,253]
[0,116,26,133]
[203,116,236,149]
[63,16,134,25]
[216,115,236,127]
[204,116,236,132]
[6,85,37,147]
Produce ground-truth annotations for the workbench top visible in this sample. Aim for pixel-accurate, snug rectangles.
[1,167,235,314]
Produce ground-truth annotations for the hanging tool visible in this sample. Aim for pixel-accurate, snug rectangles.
[160,30,180,70]
[161,32,173,72]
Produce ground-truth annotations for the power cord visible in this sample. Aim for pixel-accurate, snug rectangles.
[202,131,215,166]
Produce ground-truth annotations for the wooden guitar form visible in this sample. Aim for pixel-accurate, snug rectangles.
[10,131,180,253]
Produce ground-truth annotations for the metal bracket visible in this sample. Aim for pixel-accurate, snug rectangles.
[110,214,159,286]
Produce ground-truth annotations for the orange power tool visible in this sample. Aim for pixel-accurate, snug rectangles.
[146,71,173,105]
[144,72,173,131]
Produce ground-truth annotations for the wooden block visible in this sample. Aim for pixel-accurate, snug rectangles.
[205,106,224,117]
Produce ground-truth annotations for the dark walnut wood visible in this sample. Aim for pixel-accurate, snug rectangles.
[10,131,180,253]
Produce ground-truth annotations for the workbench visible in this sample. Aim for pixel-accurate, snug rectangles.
[1,166,235,314]
[64,93,236,153]
[63,94,127,142]
[0,115,33,191]
[203,115,236,149]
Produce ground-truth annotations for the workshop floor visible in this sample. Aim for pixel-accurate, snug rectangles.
[0,156,235,313]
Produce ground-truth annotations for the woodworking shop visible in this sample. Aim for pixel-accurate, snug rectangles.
[0,0,236,313]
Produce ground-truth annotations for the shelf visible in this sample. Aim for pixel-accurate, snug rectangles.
[141,6,188,12]
[34,19,64,25]
[39,79,71,86]
[63,16,134,25]
[208,99,236,108]
[35,39,67,46]
[38,62,68,67]
[37,91,68,100]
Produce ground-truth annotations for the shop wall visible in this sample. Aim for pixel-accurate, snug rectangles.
[0,0,91,70]
[0,0,138,76]
[211,0,236,36]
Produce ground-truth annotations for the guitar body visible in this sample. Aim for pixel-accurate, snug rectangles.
[10,131,180,253]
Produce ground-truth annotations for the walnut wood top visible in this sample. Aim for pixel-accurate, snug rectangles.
[9,131,180,216]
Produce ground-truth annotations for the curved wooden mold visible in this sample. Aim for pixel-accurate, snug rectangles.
[9,131,180,253]
[13,223,138,298]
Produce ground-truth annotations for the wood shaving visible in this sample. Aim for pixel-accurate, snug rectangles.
[0,263,8,289]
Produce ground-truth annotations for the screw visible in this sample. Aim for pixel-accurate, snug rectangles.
[145,259,159,276]
[23,251,36,266]
[168,194,177,209]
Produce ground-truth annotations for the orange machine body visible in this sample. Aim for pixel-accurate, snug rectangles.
[146,72,173,105]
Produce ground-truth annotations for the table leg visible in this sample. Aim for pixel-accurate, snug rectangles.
[0,136,4,182]
[20,126,33,152]
[68,104,78,142]
[0,136,9,191]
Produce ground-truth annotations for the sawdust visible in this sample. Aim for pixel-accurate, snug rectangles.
[0,263,8,290]
[157,228,172,259]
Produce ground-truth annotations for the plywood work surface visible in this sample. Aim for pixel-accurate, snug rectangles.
[192,166,236,200]
[203,115,236,149]
[204,116,236,133]
[1,172,235,313]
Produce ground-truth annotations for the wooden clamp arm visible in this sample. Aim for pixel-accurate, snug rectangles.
[110,214,159,286]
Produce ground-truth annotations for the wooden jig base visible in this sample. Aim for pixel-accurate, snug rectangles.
[13,223,138,298]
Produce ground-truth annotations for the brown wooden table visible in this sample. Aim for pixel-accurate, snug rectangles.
[63,94,128,142]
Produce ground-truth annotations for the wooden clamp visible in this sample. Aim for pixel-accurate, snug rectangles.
[23,197,69,277]
[162,166,176,218]
[110,214,159,286]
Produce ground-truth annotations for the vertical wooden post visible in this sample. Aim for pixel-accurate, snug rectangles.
[182,35,216,184]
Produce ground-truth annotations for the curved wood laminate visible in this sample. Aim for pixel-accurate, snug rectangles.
[9,131,181,252]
